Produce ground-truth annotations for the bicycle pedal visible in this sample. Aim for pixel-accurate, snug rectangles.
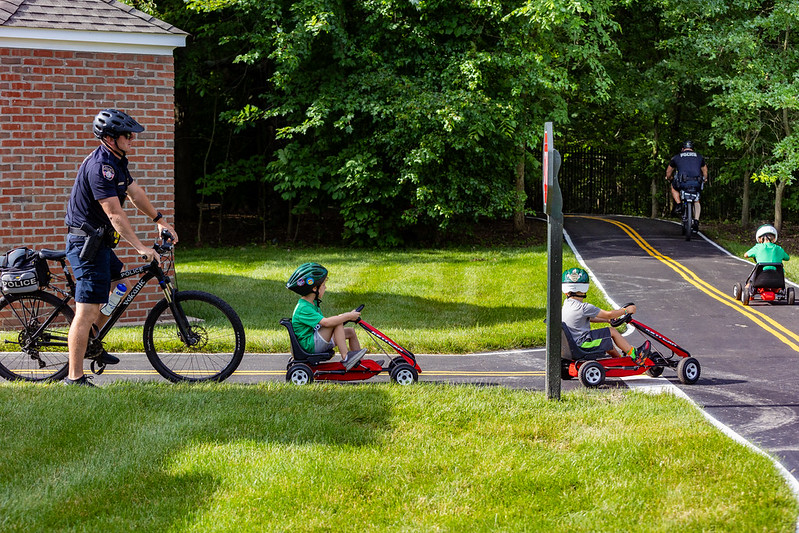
[91,360,106,375]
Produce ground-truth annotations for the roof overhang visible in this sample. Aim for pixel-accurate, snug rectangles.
[0,27,186,55]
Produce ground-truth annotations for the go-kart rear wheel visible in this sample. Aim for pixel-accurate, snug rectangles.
[286,363,314,385]
[390,363,418,385]
[646,366,664,378]
[788,287,795,305]
[578,361,605,388]
[677,357,701,385]
[741,288,750,306]
[732,283,742,301]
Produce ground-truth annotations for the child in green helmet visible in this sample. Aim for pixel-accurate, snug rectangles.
[287,262,367,370]
[744,224,790,293]
[561,267,650,365]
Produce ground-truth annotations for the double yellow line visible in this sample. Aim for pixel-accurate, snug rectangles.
[574,216,799,353]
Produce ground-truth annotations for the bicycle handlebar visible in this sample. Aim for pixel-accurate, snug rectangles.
[149,229,175,258]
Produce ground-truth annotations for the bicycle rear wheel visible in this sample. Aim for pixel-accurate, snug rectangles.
[142,290,245,382]
[0,291,72,382]
[683,201,693,241]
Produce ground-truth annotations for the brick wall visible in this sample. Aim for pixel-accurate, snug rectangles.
[0,47,177,322]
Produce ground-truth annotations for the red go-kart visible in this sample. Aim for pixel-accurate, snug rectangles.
[280,305,422,385]
[733,263,794,306]
[561,303,700,388]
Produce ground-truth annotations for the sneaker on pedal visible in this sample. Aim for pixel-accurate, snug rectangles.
[633,341,651,365]
[87,348,120,365]
[672,204,683,217]
[63,375,96,387]
[692,219,700,233]
[344,348,367,370]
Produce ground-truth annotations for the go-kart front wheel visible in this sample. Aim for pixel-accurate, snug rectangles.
[578,361,605,388]
[390,363,418,385]
[677,357,701,385]
[287,363,314,385]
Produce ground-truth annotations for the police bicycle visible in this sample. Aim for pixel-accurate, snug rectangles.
[676,174,705,241]
[0,230,245,383]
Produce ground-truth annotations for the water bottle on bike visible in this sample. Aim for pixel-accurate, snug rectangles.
[100,283,127,316]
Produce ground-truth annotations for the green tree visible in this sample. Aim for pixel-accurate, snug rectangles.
[685,0,799,230]
[184,0,620,244]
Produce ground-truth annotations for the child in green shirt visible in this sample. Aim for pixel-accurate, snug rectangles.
[744,224,790,293]
[287,262,366,370]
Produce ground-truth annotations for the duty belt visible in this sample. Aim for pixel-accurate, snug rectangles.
[67,226,89,237]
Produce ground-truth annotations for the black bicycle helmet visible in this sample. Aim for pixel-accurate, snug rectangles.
[92,109,145,139]
[287,262,328,302]
[681,140,694,150]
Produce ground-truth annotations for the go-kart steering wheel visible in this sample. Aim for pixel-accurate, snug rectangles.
[610,302,635,327]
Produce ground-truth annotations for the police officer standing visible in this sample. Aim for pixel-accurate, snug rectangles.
[63,109,178,386]
[665,140,709,229]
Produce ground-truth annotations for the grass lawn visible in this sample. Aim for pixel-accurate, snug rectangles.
[135,244,601,354]
[1,382,797,532]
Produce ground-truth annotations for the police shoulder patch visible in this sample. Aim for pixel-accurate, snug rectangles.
[102,165,115,181]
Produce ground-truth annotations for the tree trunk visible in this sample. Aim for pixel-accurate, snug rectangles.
[651,118,660,218]
[741,169,751,227]
[775,179,786,233]
[513,143,526,232]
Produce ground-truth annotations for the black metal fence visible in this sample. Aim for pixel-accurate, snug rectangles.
[528,145,752,221]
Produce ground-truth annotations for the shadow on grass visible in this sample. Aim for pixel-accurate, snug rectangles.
[176,276,543,331]
[0,384,392,531]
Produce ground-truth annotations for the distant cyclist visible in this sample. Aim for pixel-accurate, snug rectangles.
[665,140,709,230]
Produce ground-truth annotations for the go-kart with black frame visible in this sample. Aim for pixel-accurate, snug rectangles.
[280,305,422,385]
[561,302,701,388]
[733,262,795,306]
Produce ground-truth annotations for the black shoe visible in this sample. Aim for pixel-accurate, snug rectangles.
[671,204,682,217]
[63,375,96,387]
[692,219,699,233]
[89,349,120,365]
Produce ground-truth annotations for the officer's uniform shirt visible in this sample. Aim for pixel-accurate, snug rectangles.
[668,149,706,179]
[65,144,133,231]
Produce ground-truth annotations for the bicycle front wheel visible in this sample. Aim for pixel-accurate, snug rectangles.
[142,290,245,383]
[0,291,73,382]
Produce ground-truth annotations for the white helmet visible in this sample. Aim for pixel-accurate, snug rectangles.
[755,224,778,243]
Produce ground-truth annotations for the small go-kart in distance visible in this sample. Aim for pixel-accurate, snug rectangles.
[280,304,422,385]
[561,302,701,388]
[733,263,795,306]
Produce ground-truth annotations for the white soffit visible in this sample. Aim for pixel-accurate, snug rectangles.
[0,27,186,55]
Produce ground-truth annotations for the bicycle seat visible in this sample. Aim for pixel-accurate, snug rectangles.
[38,249,66,261]
[279,318,335,364]
[561,323,604,361]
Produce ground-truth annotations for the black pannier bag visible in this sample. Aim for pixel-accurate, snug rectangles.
[0,248,51,294]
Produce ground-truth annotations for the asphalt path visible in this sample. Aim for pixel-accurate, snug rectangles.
[563,215,799,481]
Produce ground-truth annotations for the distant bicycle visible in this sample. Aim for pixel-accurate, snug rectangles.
[676,174,704,241]
[0,230,245,383]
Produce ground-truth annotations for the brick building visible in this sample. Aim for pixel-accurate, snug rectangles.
[0,0,186,320]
